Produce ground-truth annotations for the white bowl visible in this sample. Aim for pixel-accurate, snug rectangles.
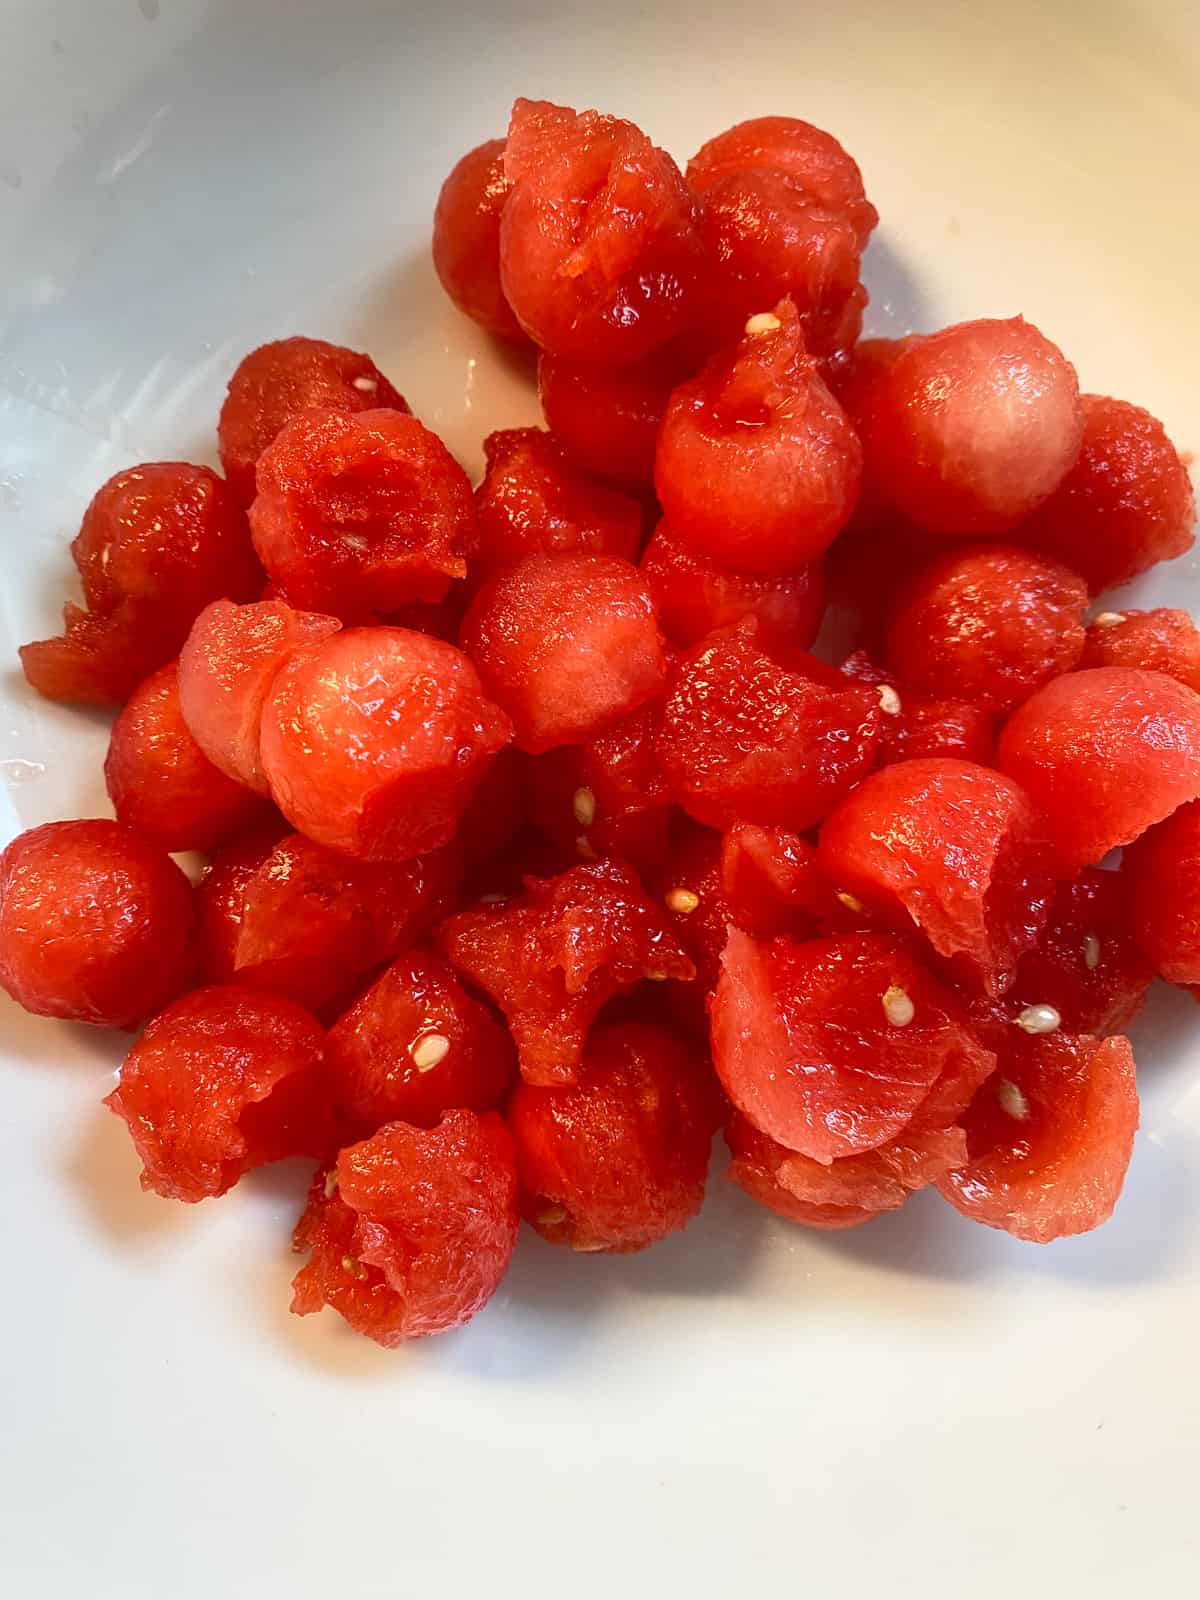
[2,2,1198,1595]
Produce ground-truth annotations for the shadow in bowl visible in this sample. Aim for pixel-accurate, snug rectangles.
[1024,1126,1200,1289]
[66,1103,189,1245]
[812,1185,1005,1284]
[0,992,124,1071]
[608,1170,773,1300]
[861,232,929,337]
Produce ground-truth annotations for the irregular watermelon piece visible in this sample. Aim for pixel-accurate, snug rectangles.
[711,928,993,1163]
[644,820,730,1040]
[326,950,515,1136]
[839,651,996,767]
[997,668,1200,870]
[725,1114,882,1230]
[1079,608,1200,696]
[507,1022,718,1253]
[437,859,694,1085]
[105,985,333,1201]
[726,1108,966,1218]
[21,462,261,706]
[657,621,880,832]
[291,1110,519,1345]
[249,407,474,621]
[1009,867,1153,1036]
[819,757,1055,995]
[528,698,674,873]
[937,1032,1138,1242]
[196,830,459,1019]
[1128,800,1200,985]
[719,823,842,940]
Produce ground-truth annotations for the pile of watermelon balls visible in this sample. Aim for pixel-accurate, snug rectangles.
[3,99,1198,1348]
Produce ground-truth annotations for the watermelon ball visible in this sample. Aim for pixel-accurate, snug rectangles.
[437,858,694,1086]
[640,520,825,652]
[218,336,410,506]
[249,407,473,621]
[0,820,195,1028]
[655,298,862,573]
[884,544,1089,715]
[866,317,1084,537]
[326,950,515,1137]
[726,1108,969,1226]
[528,699,674,874]
[693,167,866,356]
[432,137,526,343]
[1009,867,1154,1037]
[686,114,878,249]
[507,1022,718,1253]
[1128,801,1200,985]
[104,662,272,853]
[290,1110,519,1346]
[711,928,994,1163]
[997,667,1200,870]
[1080,608,1200,695]
[460,552,666,754]
[819,757,1055,996]
[472,428,642,580]
[499,97,704,365]
[105,985,333,1202]
[177,597,341,795]
[68,465,256,619]
[21,462,261,707]
[936,1031,1138,1242]
[537,343,694,492]
[260,626,511,861]
[656,621,881,832]
[196,829,459,1019]
[1017,395,1195,593]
